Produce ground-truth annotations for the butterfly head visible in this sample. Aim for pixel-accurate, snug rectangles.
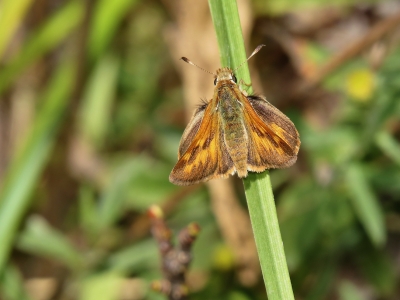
[181,45,265,88]
[214,67,237,85]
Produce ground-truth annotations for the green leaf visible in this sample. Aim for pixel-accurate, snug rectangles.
[339,281,364,300]
[97,156,151,229]
[0,1,83,95]
[375,130,400,166]
[369,165,400,195]
[227,291,252,300]
[78,186,99,238]
[88,0,140,60]
[79,54,120,147]
[345,164,385,247]
[305,261,336,300]
[358,249,396,296]
[106,239,158,273]
[16,216,83,270]
[0,0,33,59]
[260,0,353,15]
[0,58,76,274]
[360,49,400,154]
[0,264,32,300]
[80,272,126,300]
[279,178,321,270]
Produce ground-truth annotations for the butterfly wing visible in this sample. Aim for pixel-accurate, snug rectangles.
[242,95,300,172]
[169,101,234,185]
[177,104,207,157]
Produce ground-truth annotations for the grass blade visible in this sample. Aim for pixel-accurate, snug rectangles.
[0,264,32,300]
[345,163,385,247]
[0,0,33,59]
[0,1,83,95]
[88,0,139,60]
[208,1,294,298]
[17,216,83,270]
[375,130,400,166]
[78,54,120,147]
[0,59,76,274]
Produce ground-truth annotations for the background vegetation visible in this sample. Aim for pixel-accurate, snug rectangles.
[0,0,400,299]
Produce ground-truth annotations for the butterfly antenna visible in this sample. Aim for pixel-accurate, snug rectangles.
[233,44,265,72]
[181,57,216,76]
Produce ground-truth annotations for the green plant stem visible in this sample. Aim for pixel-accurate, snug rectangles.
[208,1,294,299]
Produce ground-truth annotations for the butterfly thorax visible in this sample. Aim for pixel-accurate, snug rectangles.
[214,71,248,177]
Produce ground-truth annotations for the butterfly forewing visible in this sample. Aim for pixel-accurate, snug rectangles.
[169,101,234,185]
[242,95,300,171]
[177,104,207,157]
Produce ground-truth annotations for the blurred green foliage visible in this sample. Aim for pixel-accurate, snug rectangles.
[0,0,399,299]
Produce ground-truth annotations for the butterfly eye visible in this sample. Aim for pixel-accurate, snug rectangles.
[232,75,237,83]
[214,78,217,85]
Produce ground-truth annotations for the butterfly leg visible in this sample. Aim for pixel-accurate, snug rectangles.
[238,79,251,96]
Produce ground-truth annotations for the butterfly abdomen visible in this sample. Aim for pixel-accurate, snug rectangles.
[219,87,248,177]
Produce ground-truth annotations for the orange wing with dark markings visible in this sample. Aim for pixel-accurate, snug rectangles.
[242,95,300,172]
[169,101,234,186]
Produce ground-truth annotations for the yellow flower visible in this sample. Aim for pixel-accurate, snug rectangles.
[346,68,375,102]
[213,244,235,271]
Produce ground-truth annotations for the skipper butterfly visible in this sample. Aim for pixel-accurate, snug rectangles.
[170,45,300,185]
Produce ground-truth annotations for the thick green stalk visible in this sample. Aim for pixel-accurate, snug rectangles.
[208,1,294,299]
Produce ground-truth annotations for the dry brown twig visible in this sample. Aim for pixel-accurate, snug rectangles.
[300,10,400,93]
[149,205,200,300]
[129,184,200,241]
